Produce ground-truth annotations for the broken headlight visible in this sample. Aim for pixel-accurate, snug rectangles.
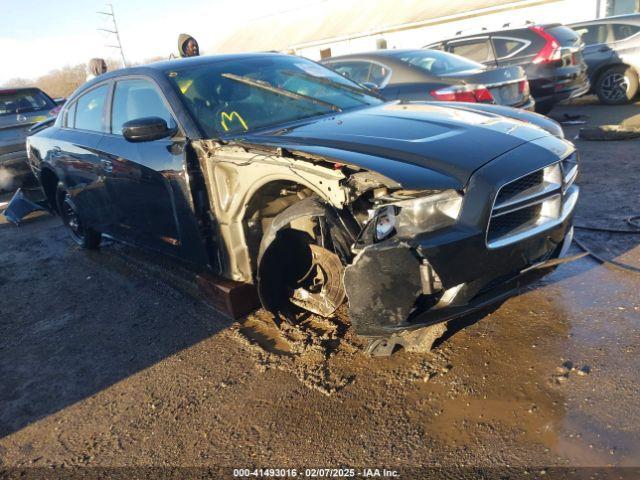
[373,190,463,241]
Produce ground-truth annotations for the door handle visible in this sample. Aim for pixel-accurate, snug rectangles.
[101,159,113,173]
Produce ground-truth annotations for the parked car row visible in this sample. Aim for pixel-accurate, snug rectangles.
[321,14,640,113]
[322,50,535,110]
[3,14,634,351]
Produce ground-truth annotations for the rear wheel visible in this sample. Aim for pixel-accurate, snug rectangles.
[534,100,555,115]
[596,66,639,105]
[56,185,101,249]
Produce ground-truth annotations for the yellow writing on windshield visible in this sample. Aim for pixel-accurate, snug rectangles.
[177,79,194,94]
[220,111,248,132]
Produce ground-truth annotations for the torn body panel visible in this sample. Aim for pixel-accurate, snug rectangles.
[344,241,423,336]
[193,140,350,283]
[2,187,48,225]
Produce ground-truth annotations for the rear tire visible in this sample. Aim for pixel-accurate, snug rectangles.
[534,100,555,115]
[596,65,639,105]
[56,185,101,249]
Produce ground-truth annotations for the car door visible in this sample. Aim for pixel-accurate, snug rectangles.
[54,83,114,233]
[573,24,615,72]
[99,76,195,259]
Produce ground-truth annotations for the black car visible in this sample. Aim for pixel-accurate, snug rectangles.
[0,87,61,191]
[425,24,590,114]
[26,53,579,354]
[570,14,640,104]
[321,49,535,110]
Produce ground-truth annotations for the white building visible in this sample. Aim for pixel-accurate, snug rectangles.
[214,0,639,60]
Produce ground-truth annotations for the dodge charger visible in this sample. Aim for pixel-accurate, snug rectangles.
[26,53,579,354]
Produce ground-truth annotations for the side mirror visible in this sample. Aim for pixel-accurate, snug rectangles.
[122,117,177,143]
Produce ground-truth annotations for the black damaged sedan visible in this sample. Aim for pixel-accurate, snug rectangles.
[26,53,579,354]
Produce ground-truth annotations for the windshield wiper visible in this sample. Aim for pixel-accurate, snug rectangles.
[280,70,385,101]
[221,73,342,112]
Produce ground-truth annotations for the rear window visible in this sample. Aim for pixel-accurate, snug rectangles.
[449,39,495,63]
[394,50,485,75]
[493,38,529,58]
[612,23,640,41]
[0,89,54,116]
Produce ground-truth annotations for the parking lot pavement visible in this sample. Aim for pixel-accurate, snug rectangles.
[0,101,639,472]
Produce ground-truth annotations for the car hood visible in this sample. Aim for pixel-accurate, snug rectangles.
[238,102,552,189]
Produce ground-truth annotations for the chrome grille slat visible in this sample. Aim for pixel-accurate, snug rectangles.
[487,153,579,249]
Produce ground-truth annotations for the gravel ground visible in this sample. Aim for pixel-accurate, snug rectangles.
[0,98,639,478]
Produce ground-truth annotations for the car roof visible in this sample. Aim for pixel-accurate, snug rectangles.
[428,23,561,44]
[570,13,640,26]
[144,52,290,71]
[0,87,45,94]
[90,52,293,82]
[324,49,443,61]
[71,52,301,99]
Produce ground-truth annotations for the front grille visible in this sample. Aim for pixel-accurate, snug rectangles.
[495,169,544,206]
[487,153,579,249]
[488,203,543,241]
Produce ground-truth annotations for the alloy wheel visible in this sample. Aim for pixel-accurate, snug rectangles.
[601,72,631,102]
[61,194,87,245]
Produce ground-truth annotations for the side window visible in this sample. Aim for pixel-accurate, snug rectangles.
[449,39,495,63]
[111,78,176,135]
[369,63,390,87]
[493,38,528,59]
[612,23,640,41]
[329,62,371,84]
[74,84,109,132]
[574,25,609,45]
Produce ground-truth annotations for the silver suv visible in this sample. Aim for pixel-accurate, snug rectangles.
[570,14,640,104]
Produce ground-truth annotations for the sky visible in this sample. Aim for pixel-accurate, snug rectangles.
[0,0,320,83]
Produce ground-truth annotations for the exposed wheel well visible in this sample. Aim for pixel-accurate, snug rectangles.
[40,168,60,214]
[243,180,315,276]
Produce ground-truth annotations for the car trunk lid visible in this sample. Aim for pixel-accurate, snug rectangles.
[441,66,530,107]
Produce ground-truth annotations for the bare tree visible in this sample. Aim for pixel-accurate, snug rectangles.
[1,56,170,98]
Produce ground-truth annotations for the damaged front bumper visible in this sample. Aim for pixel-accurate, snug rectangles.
[344,142,580,337]
[344,208,577,337]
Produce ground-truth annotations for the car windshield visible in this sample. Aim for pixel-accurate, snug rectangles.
[166,55,383,137]
[0,89,54,116]
[394,50,485,75]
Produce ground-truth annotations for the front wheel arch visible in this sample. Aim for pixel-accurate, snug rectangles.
[256,196,356,316]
